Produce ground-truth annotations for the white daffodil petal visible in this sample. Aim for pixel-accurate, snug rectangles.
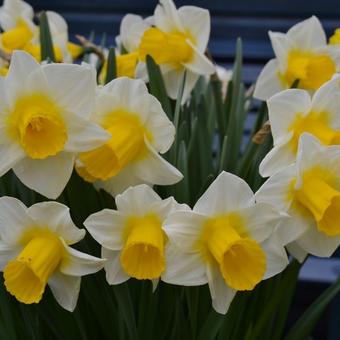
[0,240,20,270]
[13,152,75,199]
[253,59,284,101]
[207,263,237,315]
[42,63,96,119]
[64,111,110,152]
[178,6,210,51]
[0,138,25,177]
[267,89,311,142]
[194,171,254,215]
[295,225,340,258]
[268,31,293,72]
[150,196,190,221]
[286,16,326,50]
[115,184,161,215]
[134,139,183,185]
[259,137,294,178]
[0,196,32,245]
[27,201,85,244]
[261,234,289,279]
[255,164,296,212]
[239,203,285,243]
[286,241,308,263]
[164,210,205,252]
[154,0,183,33]
[84,209,126,250]
[48,272,81,312]
[60,243,105,276]
[162,245,207,286]
[102,247,129,285]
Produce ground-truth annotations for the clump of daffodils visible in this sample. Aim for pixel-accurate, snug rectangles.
[0,1,338,338]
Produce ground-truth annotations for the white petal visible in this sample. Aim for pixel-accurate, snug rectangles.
[269,32,293,72]
[154,0,183,33]
[255,164,296,212]
[102,247,129,285]
[134,139,183,186]
[206,263,237,314]
[184,40,215,76]
[0,196,32,245]
[286,241,308,263]
[48,272,81,312]
[239,203,286,243]
[162,245,207,286]
[60,243,105,276]
[0,240,20,270]
[194,171,255,215]
[261,233,289,279]
[178,6,210,51]
[267,89,311,142]
[253,59,284,101]
[27,201,85,245]
[64,111,110,152]
[164,210,205,252]
[150,196,190,221]
[295,224,340,258]
[286,16,326,50]
[115,183,161,215]
[0,136,25,176]
[84,209,126,250]
[259,136,295,178]
[42,63,96,119]
[13,152,75,199]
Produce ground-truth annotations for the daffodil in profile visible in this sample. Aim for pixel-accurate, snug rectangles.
[84,184,188,284]
[138,0,215,101]
[256,133,340,262]
[162,171,288,314]
[0,0,36,53]
[254,16,340,100]
[0,197,104,311]
[76,77,182,196]
[260,77,340,177]
[0,51,109,199]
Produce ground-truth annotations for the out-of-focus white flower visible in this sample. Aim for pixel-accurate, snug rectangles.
[256,133,340,261]
[163,171,288,314]
[260,76,340,177]
[0,51,109,198]
[138,0,215,102]
[254,16,340,100]
[215,64,233,97]
[84,184,188,285]
[76,77,182,196]
[0,197,104,311]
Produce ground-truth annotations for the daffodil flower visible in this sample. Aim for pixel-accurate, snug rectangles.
[329,28,340,45]
[138,0,215,102]
[0,0,36,53]
[256,133,340,262]
[254,16,340,101]
[162,171,288,314]
[260,76,340,177]
[76,77,182,196]
[0,51,110,198]
[84,184,188,285]
[0,197,105,311]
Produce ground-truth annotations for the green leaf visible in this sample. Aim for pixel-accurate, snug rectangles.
[146,55,173,119]
[285,277,340,340]
[39,11,56,62]
[105,47,116,84]
[197,309,224,340]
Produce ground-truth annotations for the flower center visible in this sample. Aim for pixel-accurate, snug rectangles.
[3,231,63,304]
[199,215,266,291]
[7,93,67,159]
[23,43,64,62]
[139,27,193,66]
[120,214,166,280]
[294,166,340,236]
[79,110,151,181]
[1,19,33,52]
[280,50,335,90]
[288,111,340,153]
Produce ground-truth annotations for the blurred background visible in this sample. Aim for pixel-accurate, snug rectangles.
[22,1,340,338]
